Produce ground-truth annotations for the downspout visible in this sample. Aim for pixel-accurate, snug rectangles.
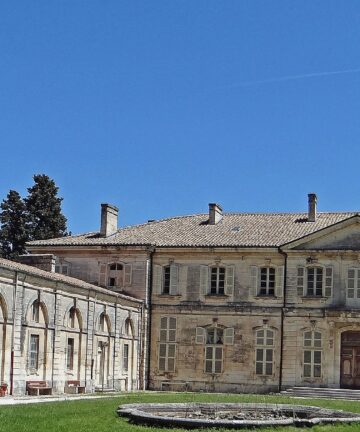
[145,247,154,390]
[278,248,288,393]
[112,298,117,390]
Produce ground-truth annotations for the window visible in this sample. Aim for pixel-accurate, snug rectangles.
[123,344,129,372]
[163,266,171,294]
[29,334,39,369]
[55,263,70,275]
[307,267,323,296]
[69,307,75,328]
[347,269,360,299]
[297,266,333,297]
[303,331,322,378]
[255,329,274,375]
[205,327,223,373]
[259,268,275,295]
[31,301,40,323]
[158,316,176,372]
[66,338,74,370]
[98,313,109,333]
[210,267,225,294]
[108,263,123,287]
[200,265,235,297]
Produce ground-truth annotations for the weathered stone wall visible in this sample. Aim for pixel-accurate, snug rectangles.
[0,264,143,396]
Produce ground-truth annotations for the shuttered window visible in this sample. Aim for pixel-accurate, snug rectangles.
[347,268,360,299]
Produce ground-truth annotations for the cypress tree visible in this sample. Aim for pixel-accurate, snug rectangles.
[0,190,29,259]
[25,174,67,240]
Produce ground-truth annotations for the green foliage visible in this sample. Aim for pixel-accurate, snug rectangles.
[0,392,360,432]
[25,174,67,241]
[0,174,67,259]
[0,190,28,259]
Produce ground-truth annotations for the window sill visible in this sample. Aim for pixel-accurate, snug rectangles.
[301,296,329,301]
[254,295,278,299]
[205,294,228,298]
[158,294,182,297]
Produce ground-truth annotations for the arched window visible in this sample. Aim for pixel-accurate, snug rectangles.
[31,301,40,323]
[68,307,82,329]
[125,318,133,337]
[303,330,322,378]
[98,312,110,333]
[255,328,274,375]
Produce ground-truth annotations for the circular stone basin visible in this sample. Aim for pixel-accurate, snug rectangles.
[117,402,360,429]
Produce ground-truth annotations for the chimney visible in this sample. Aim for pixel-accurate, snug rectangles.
[308,193,317,222]
[100,204,118,236]
[209,203,223,225]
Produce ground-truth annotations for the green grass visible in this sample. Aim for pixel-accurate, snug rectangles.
[1,392,360,432]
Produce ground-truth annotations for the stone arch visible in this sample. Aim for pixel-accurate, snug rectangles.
[26,297,49,325]
[124,317,134,338]
[64,305,83,330]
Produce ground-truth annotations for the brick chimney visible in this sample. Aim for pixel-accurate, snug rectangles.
[209,203,223,225]
[100,204,118,236]
[308,193,317,222]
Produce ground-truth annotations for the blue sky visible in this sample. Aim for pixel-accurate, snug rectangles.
[1,1,360,234]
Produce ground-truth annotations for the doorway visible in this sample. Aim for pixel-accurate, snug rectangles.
[341,331,360,388]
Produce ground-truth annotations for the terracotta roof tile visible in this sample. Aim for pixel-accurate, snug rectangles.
[27,212,359,248]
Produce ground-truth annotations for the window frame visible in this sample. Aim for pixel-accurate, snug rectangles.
[259,267,276,296]
[347,268,360,299]
[29,334,40,370]
[255,328,274,376]
[158,316,177,372]
[66,337,75,370]
[303,330,322,378]
[210,266,226,295]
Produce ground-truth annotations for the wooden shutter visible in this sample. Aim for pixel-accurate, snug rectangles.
[178,265,188,297]
[324,266,333,297]
[99,264,106,287]
[225,265,235,296]
[124,264,132,286]
[224,328,234,345]
[153,264,163,294]
[275,266,284,297]
[297,266,305,297]
[200,265,209,295]
[195,327,205,344]
[250,266,258,296]
[169,263,179,295]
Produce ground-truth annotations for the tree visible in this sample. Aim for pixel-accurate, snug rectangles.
[0,190,29,259]
[25,174,67,240]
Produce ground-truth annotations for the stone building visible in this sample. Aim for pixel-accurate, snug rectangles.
[26,195,360,392]
[0,256,143,395]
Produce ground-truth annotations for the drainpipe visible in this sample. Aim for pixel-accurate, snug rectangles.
[278,248,288,393]
[145,247,154,390]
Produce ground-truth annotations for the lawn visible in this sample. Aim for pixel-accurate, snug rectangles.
[1,392,360,432]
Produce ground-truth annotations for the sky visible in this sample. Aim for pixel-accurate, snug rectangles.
[1,1,360,234]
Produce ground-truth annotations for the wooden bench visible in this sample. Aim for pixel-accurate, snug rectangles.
[64,380,85,394]
[26,381,52,396]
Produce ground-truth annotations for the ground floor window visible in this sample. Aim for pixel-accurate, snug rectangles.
[29,334,39,369]
[123,344,129,372]
[255,329,274,375]
[66,338,74,370]
[158,343,176,372]
[205,346,223,373]
[303,331,322,378]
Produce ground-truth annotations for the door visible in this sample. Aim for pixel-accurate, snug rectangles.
[341,331,360,388]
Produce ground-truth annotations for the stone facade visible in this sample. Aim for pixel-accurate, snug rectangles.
[25,196,360,393]
[0,258,143,395]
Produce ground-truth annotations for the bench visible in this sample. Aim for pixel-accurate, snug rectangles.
[64,380,86,394]
[26,381,52,396]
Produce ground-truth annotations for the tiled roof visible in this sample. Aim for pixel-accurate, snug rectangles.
[27,212,359,248]
[0,258,142,303]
